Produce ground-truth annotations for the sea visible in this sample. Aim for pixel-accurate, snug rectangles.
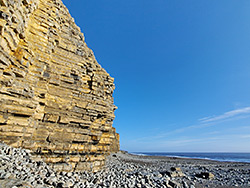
[131,152,250,163]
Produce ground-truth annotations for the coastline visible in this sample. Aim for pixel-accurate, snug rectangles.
[110,151,250,188]
[129,152,250,164]
[1,143,250,188]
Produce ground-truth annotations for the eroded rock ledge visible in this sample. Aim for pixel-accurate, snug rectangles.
[0,0,119,172]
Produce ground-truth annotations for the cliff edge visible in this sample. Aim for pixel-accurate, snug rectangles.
[0,0,119,172]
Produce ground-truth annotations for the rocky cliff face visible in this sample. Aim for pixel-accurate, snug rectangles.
[0,0,119,172]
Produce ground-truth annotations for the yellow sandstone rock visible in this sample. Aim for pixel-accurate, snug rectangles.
[0,0,119,172]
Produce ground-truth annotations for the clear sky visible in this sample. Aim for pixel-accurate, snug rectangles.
[62,0,250,152]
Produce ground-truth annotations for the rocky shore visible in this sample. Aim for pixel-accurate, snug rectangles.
[0,143,250,188]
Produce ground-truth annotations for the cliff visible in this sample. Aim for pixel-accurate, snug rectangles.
[0,0,119,172]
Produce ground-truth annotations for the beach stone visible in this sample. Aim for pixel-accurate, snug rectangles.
[168,180,181,188]
[170,167,181,172]
[196,172,215,180]
[63,180,74,187]
[161,167,185,178]
[182,181,189,188]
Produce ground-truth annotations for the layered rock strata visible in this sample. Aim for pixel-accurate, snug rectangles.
[0,0,119,172]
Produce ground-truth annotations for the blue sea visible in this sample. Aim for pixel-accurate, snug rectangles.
[132,152,250,163]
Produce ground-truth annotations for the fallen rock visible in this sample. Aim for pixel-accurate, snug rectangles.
[168,179,181,188]
[195,172,215,180]
[161,167,185,178]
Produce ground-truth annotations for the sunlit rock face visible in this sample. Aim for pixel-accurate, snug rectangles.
[0,0,119,172]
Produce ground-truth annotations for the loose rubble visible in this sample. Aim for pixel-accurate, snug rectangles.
[1,143,250,188]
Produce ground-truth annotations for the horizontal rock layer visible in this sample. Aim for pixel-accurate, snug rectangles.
[0,0,119,172]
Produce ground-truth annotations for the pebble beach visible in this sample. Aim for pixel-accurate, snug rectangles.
[0,143,250,188]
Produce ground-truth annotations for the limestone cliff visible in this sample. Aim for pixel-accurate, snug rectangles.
[0,0,119,172]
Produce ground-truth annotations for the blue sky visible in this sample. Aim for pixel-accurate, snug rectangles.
[62,0,250,152]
